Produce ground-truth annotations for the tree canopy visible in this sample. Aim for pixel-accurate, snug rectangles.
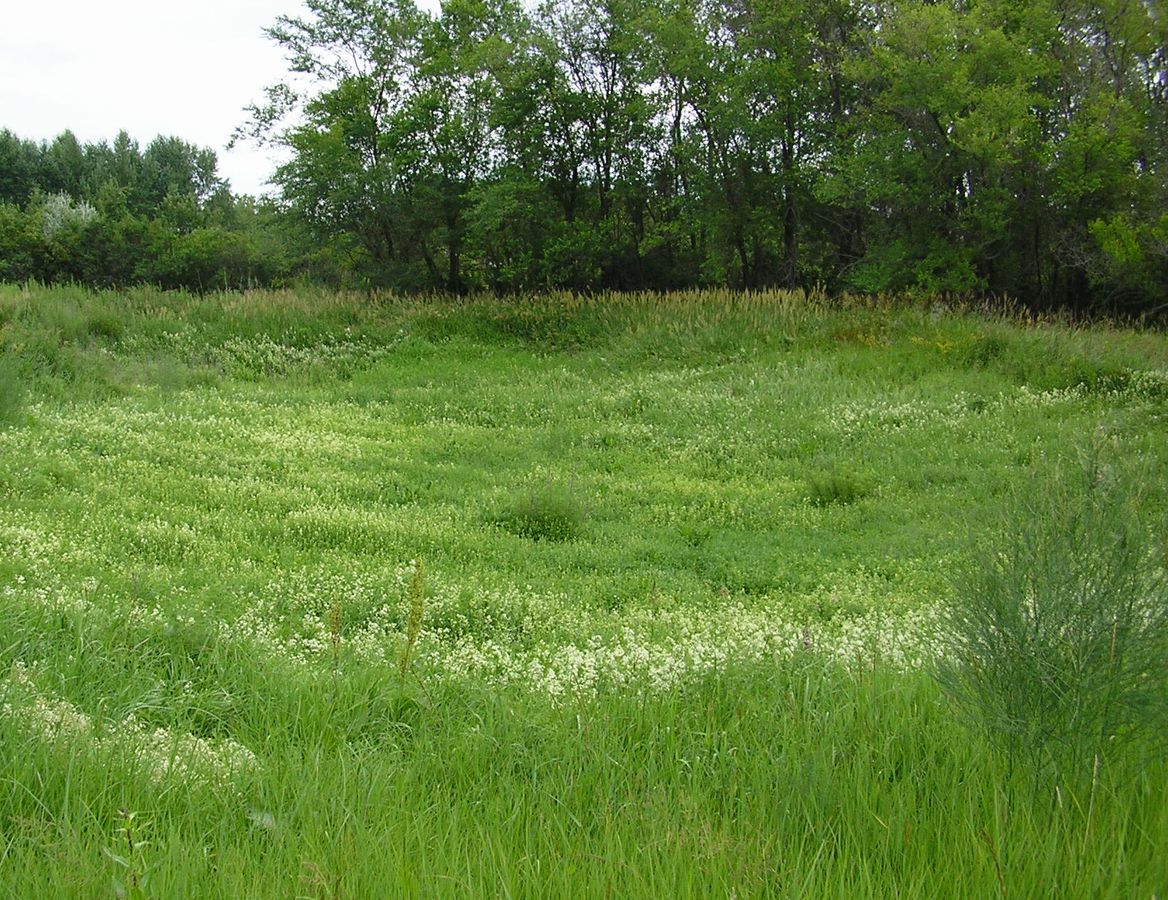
[237,0,1167,311]
[0,128,293,290]
[2,0,1164,310]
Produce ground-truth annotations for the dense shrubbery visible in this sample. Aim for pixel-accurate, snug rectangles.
[0,130,296,291]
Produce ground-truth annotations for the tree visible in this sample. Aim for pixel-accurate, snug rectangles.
[226,0,1166,306]
[41,131,87,199]
[0,203,39,281]
[241,0,435,286]
[0,130,42,206]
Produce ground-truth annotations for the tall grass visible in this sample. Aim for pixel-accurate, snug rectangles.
[0,355,24,425]
[0,282,1166,895]
[2,655,1164,897]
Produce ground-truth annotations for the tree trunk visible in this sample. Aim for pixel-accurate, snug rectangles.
[782,105,798,289]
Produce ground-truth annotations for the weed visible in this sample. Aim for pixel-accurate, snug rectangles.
[328,593,344,678]
[85,309,125,344]
[936,449,1168,784]
[958,332,1009,368]
[104,807,152,900]
[678,522,711,548]
[398,559,425,679]
[805,470,870,507]
[494,477,587,541]
[0,357,24,425]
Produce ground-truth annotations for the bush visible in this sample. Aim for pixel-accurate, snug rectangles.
[936,450,1168,783]
[805,470,870,507]
[493,477,587,542]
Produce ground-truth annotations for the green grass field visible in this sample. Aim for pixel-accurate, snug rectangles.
[1,284,1166,897]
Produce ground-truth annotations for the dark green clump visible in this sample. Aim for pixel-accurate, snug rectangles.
[0,357,25,425]
[806,471,870,507]
[494,479,587,542]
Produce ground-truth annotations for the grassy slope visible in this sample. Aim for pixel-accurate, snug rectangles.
[0,284,1166,896]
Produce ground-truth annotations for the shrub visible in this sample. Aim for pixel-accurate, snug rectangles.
[39,192,97,241]
[494,477,587,542]
[936,450,1168,783]
[805,470,870,507]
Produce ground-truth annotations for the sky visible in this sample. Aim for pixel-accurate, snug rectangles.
[0,0,309,196]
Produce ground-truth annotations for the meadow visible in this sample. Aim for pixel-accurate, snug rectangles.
[0,283,1166,897]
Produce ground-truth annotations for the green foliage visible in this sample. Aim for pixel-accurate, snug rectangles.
[1088,213,1168,308]
[0,202,40,282]
[937,451,1168,782]
[805,469,871,507]
[220,0,1166,308]
[0,355,24,425]
[3,0,1166,307]
[0,128,286,292]
[493,476,587,542]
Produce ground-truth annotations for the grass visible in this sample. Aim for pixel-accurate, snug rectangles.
[0,356,23,425]
[0,283,1166,896]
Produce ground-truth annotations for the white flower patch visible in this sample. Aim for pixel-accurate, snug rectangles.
[0,577,100,619]
[833,395,974,439]
[1128,368,1168,399]
[175,556,950,704]
[0,666,261,792]
[0,523,65,574]
[416,600,945,702]
[1009,384,1088,407]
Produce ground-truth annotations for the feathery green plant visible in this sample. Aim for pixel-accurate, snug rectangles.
[936,448,1168,783]
[806,470,871,507]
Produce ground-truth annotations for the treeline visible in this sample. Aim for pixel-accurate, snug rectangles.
[244,0,1166,310]
[0,129,299,290]
[2,0,1165,311]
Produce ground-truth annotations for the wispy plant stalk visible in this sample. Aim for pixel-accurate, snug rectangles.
[399,559,424,680]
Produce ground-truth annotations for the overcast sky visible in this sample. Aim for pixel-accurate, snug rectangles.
[1,1,317,196]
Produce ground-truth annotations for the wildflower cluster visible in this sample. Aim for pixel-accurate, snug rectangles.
[0,665,260,793]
